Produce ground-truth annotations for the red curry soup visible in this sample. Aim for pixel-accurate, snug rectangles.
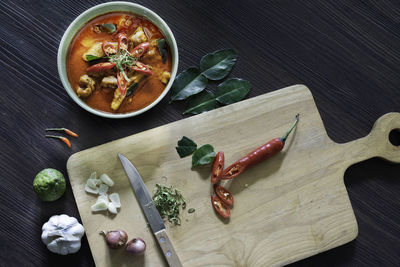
[67,12,172,113]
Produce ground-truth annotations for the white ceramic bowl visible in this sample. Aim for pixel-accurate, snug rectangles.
[57,2,178,118]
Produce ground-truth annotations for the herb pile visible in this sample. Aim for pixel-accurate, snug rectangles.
[176,136,216,167]
[109,49,138,80]
[169,49,251,114]
[152,184,186,225]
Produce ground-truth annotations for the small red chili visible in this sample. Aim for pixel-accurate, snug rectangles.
[45,135,71,148]
[86,62,116,73]
[46,128,78,138]
[131,61,153,75]
[221,114,299,180]
[214,185,234,206]
[102,41,117,56]
[117,32,129,51]
[130,42,150,58]
[117,71,128,95]
[211,151,224,184]
[211,195,230,218]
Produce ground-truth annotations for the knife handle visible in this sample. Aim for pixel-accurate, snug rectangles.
[155,229,183,267]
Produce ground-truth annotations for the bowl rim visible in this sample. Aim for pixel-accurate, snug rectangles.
[57,1,178,119]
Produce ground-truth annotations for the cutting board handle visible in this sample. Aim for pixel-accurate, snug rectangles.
[342,112,400,167]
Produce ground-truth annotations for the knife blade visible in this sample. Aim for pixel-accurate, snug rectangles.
[118,153,183,267]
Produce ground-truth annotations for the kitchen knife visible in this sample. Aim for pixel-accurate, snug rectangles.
[118,153,183,267]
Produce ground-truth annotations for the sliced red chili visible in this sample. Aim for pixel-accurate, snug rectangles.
[102,41,117,56]
[214,184,234,206]
[211,151,224,184]
[117,33,129,51]
[130,42,150,58]
[211,195,230,218]
[117,71,128,95]
[86,62,116,73]
[117,16,140,33]
[131,61,153,75]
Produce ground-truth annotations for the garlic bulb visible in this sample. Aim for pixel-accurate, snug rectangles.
[41,214,85,255]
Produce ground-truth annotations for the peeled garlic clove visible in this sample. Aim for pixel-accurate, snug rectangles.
[108,202,118,214]
[85,184,99,195]
[91,200,108,212]
[99,184,109,195]
[109,193,121,208]
[96,194,109,204]
[100,174,114,187]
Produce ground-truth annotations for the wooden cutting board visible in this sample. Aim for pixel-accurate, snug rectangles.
[67,84,400,267]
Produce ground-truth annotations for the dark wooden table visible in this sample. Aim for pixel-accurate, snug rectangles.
[1,0,399,266]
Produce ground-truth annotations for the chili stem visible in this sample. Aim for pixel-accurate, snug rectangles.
[281,114,299,143]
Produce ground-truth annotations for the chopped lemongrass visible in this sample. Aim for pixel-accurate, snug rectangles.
[89,172,97,179]
[86,178,99,190]
[100,174,114,187]
[85,184,99,194]
[96,194,109,204]
[108,202,118,214]
[98,184,109,195]
[109,193,121,208]
[91,200,108,212]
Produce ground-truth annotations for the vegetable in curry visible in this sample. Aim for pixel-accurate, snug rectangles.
[67,12,172,113]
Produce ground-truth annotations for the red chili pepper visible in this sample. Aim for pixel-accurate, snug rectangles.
[211,195,230,218]
[131,61,153,75]
[45,135,71,148]
[46,128,78,138]
[211,151,224,184]
[116,16,139,33]
[130,42,150,58]
[86,62,116,73]
[117,32,129,51]
[117,71,128,95]
[221,114,299,180]
[214,184,234,206]
[102,41,117,56]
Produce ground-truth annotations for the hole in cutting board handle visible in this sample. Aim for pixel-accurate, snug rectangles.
[388,129,400,146]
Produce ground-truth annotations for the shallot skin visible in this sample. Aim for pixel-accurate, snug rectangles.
[126,238,146,255]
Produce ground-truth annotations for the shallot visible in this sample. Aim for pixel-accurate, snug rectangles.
[126,238,146,255]
[101,230,128,249]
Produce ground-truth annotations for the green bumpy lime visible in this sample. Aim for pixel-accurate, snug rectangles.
[33,168,66,201]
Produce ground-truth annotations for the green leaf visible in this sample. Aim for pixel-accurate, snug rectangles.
[183,90,216,115]
[192,144,216,167]
[101,23,116,33]
[157,39,168,64]
[176,136,197,158]
[170,67,208,102]
[200,49,238,80]
[85,55,101,61]
[126,83,138,97]
[215,78,251,105]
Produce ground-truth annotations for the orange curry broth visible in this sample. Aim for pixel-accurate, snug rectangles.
[66,12,172,113]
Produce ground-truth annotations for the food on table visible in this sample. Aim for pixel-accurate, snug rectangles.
[222,114,299,180]
[41,214,85,255]
[67,12,172,113]
[214,184,234,206]
[101,230,128,249]
[211,195,230,219]
[45,135,72,148]
[175,136,197,158]
[152,184,186,225]
[45,128,79,137]
[33,168,66,201]
[126,238,146,255]
[211,151,224,184]
[85,172,121,215]
[188,208,195,213]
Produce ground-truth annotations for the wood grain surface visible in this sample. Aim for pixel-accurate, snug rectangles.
[66,85,398,266]
[0,0,399,266]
